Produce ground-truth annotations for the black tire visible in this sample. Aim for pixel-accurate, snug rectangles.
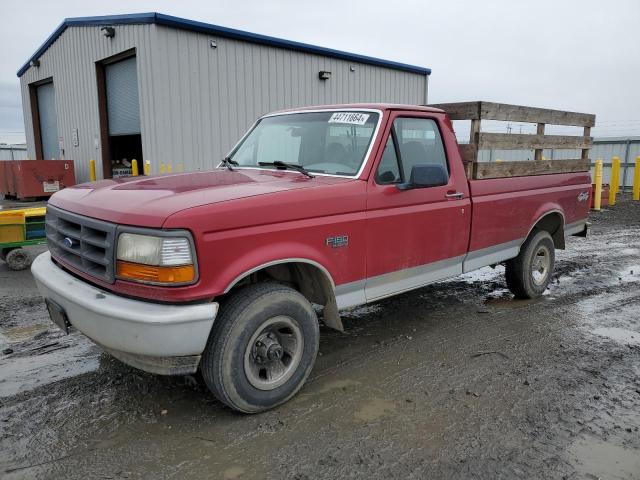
[5,248,32,271]
[506,230,555,299]
[201,282,319,413]
[0,247,16,262]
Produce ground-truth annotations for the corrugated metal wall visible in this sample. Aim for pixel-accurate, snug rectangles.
[20,24,156,183]
[0,146,28,160]
[20,23,428,182]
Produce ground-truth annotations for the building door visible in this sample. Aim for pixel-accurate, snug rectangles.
[36,81,59,159]
[98,54,143,177]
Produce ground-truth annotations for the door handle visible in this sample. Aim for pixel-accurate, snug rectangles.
[445,192,464,199]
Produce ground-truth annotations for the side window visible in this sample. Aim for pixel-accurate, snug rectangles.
[394,118,448,184]
[375,136,401,184]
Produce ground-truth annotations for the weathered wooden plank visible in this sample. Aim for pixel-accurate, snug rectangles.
[429,102,481,120]
[469,119,481,146]
[429,101,596,127]
[581,126,591,160]
[478,133,593,150]
[534,123,546,161]
[472,159,590,179]
[458,143,478,163]
[480,103,595,127]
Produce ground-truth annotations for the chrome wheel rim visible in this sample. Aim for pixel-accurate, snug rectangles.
[244,316,303,390]
[531,245,551,285]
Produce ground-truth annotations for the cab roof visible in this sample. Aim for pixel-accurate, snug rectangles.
[268,104,445,116]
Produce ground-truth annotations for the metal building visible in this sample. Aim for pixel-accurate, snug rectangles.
[18,13,431,182]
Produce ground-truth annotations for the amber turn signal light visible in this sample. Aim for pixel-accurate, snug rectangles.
[116,260,195,284]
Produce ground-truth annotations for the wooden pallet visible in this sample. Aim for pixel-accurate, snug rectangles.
[428,101,596,179]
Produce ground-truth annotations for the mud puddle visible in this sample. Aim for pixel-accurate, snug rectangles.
[568,435,640,480]
[591,327,640,345]
[0,327,101,397]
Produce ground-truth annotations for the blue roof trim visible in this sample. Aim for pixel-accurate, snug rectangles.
[17,12,431,77]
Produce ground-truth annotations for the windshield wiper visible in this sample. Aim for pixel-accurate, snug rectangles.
[220,156,238,171]
[258,161,315,178]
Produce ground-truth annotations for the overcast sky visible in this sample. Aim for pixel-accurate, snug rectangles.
[1,0,639,143]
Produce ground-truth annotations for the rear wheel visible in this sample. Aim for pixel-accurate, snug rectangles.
[506,230,555,299]
[4,248,32,271]
[201,282,319,413]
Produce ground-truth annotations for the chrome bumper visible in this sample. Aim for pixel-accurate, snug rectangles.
[31,252,218,375]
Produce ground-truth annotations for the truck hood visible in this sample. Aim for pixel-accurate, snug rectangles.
[49,169,353,227]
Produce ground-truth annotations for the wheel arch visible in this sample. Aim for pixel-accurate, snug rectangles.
[524,209,566,250]
[223,258,344,331]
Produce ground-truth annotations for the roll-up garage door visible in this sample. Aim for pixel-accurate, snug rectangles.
[37,82,59,159]
[105,56,141,136]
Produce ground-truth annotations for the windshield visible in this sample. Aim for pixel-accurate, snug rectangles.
[229,110,380,176]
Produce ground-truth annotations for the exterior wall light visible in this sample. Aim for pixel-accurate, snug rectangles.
[318,71,331,80]
[30,59,40,68]
[101,26,115,38]
[210,40,217,48]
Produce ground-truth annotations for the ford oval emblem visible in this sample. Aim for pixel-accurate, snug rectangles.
[63,237,75,248]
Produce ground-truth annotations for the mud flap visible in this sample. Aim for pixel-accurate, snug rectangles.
[322,295,344,332]
[573,222,591,238]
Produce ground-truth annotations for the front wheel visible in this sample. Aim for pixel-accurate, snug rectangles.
[201,282,319,413]
[505,230,555,299]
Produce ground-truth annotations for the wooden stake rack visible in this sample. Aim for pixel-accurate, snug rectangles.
[429,101,596,179]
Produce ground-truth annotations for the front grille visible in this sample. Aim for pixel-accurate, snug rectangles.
[46,205,117,283]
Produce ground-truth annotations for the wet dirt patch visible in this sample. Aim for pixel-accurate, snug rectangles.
[222,466,246,479]
[567,435,640,480]
[353,398,396,422]
[591,327,640,345]
[618,264,640,283]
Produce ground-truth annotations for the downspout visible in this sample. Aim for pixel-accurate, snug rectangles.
[423,74,429,104]
[621,139,631,191]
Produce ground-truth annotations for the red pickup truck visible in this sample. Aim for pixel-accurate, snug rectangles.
[32,104,591,413]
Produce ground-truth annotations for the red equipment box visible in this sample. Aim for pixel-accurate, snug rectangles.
[0,160,75,200]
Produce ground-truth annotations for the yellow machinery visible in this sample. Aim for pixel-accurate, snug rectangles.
[0,206,47,270]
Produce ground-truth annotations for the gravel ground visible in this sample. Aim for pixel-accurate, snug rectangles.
[0,195,639,480]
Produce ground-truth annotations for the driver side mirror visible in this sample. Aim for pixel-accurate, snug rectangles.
[397,164,448,190]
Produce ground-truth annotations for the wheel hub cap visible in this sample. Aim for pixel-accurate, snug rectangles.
[252,333,284,363]
[531,245,551,285]
[244,316,304,391]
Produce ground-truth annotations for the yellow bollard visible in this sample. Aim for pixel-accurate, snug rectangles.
[144,160,151,176]
[633,156,640,201]
[609,156,621,206]
[167,164,172,174]
[160,162,165,174]
[613,156,621,195]
[131,159,139,177]
[89,159,96,182]
[593,159,603,211]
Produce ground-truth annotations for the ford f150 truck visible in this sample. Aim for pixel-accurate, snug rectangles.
[32,102,593,413]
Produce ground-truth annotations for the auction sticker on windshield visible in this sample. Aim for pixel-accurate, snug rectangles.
[328,112,370,125]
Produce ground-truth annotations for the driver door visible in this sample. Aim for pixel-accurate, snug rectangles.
[365,113,471,301]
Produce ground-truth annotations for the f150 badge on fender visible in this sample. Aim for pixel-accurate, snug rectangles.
[326,235,349,248]
[577,191,589,202]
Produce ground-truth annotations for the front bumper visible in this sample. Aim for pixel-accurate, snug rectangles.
[31,252,218,375]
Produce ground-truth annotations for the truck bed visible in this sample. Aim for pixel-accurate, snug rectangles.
[463,172,591,272]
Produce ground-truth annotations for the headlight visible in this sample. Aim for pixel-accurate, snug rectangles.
[116,232,196,285]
